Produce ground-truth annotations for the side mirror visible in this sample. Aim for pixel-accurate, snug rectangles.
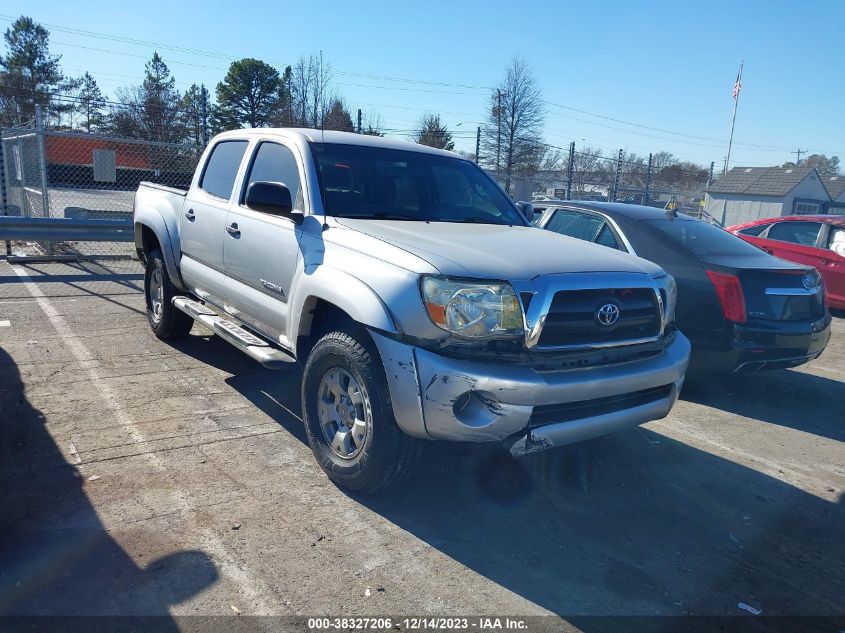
[245,181,301,222]
[516,201,535,222]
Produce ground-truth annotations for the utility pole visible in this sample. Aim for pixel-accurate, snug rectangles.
[474,126,481,164]
[792,148,806,166]
[495,89,504,172]
[0,129,10,255]
[644,152,653,204]
[566,141,575,200]
[357,109,362,134]
[200,84,209,146]
[611,149,623,202]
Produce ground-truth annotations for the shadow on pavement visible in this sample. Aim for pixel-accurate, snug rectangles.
[171,331,845,625]
[682,367,845,442]
[0,345,217,619]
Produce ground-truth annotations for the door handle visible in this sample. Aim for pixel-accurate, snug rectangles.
[184,209,196,221]
[226,222,241,238]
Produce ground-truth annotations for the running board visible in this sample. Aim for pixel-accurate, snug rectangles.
[172,297,296,369]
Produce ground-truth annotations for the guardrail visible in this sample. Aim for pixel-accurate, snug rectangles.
[0,216,134,242]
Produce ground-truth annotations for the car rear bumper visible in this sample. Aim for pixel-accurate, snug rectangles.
[370,330,690,455]
[687,313,831,372]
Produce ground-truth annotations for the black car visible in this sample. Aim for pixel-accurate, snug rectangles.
[534,202,832,372]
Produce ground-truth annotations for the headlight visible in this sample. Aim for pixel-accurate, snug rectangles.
[420,276,523,339]
[654,273,677,326]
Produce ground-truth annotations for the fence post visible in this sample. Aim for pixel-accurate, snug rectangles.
[611,149,623,202]
[0,128,10,256]
[644,152,653,204]
[566,141,574,200]
[35,105,53,254]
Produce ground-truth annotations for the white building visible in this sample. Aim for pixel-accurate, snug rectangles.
[704,166,831,226]
[821,175,845,214]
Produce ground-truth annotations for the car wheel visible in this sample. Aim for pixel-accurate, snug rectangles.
[301,330,422,493]
[144,248,193,340]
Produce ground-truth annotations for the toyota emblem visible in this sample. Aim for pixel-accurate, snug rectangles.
[596,303,621,327]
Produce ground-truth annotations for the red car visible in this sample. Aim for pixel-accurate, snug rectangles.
[727,215,845,310]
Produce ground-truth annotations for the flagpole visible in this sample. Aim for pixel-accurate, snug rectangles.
[724,60,744,175]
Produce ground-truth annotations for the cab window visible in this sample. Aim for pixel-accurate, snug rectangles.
[200,140,248,200]
[243,142,304,212]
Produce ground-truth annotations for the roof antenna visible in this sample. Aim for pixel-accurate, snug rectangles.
[318,50,329,232]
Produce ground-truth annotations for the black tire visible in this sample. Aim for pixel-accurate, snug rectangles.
[301,330,422,493]
[144,248,193,340]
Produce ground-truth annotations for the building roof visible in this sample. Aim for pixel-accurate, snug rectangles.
[821,174,845,199]
[707,165,816,196]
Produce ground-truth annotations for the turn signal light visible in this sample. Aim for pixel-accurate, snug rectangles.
[706,270,746,323]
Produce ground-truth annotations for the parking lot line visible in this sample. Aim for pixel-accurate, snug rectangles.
[11,265,285,615]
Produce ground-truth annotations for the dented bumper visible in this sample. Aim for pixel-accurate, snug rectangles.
[371,331,690,455]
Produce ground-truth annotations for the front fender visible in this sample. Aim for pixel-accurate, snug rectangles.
[291,265,399,340]
[133,206,186,291]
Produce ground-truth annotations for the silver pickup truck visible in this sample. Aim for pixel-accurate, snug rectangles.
[133,129,690,492]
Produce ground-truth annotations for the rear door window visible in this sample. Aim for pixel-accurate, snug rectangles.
[644,219,764,256]
[766,221,823,246]
[200,140,248,200]
[545,210,604,241]
[595,224,621,250]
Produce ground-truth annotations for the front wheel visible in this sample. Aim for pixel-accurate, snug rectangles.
[301,330,422,493]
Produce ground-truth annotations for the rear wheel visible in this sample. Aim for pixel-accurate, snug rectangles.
[301,330,422,493]
[144,248,193,339]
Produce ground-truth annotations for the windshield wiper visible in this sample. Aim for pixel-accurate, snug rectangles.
[442,217,507,225]
[334,213,421,221]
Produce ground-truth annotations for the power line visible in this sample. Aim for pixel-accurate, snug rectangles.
[4,13,829,157]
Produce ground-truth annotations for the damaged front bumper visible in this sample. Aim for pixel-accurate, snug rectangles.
[371,331,691,456]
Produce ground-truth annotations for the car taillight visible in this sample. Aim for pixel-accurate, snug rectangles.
[706,270,746,323]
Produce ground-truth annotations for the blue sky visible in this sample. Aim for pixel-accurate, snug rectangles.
[3,0,842,168]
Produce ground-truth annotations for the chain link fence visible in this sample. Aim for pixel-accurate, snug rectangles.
[489,146,718,224]
[1,119,202,268]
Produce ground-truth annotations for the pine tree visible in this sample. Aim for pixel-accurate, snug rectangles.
[76,72,106,132]
[413,114,455,151]
[0,16,64,125]
[322,98,354,132]
[215,58,280,129]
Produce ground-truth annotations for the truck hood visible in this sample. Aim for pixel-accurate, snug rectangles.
[333,219,663,280]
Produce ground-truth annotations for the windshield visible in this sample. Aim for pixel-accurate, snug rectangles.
[309,142,526,225]
[644,218,767,257]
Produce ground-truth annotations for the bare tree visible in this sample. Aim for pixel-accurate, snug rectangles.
[570,146,612,197]
[481,56,544,193]
[291,52,332,128]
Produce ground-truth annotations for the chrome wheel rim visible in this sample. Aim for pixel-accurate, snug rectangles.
[317,367,370,459]
[149,268,164,324]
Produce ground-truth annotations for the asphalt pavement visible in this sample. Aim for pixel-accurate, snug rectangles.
[0,260,842,630]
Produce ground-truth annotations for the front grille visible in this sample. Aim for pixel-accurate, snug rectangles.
[537,287,662,347]
[529,384,673,427]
